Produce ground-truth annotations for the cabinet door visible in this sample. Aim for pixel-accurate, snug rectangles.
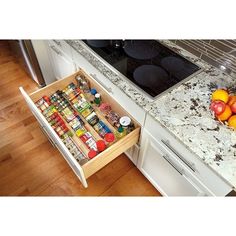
[125,144,140,165]
[48,42,76,80]
[138,130,207,196]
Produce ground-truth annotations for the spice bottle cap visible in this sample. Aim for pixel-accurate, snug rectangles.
[118,126,124,133]
[95,93,101,98]
[90,88,97,95]
[104,133,115,143]
[119,116,131,127]
[96,140,106,152]
[88,150,97,159]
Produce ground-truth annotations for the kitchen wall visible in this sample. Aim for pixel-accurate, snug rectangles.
[170,40,236,77]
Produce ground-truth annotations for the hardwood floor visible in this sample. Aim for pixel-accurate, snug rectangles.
[0,40,161,196]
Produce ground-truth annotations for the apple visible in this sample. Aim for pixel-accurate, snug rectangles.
[210,100,226,115]
[230,101,236,113]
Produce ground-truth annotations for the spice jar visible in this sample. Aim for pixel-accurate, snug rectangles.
[94,93,101,106]
[119,116,131,130]
[104,133,115,146]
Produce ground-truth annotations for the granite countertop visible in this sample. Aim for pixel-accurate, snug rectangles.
[67,40,236,188]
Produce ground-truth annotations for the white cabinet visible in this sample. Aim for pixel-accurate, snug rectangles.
[138,130,210,196]
[47,41,76,80]
[138,114,233,196]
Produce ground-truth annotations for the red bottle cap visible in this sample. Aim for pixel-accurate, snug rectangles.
[43,95,51,104]
[88,150,97,159]
[96,140,106,152]
[104,133,115,143]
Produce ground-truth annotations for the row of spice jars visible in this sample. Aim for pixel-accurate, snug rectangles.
[35,96,72,138]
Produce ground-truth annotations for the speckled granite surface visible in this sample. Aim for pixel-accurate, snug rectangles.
[151,41,236,188]
[66,40,236,188]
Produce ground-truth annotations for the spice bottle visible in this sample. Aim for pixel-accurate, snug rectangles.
[75,74,90,93]
[80,80,90,93]
[104,133,115,147]
[94,93,101,106]
[115,125,126,140]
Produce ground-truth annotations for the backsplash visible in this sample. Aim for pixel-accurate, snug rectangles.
[170,40,236,77]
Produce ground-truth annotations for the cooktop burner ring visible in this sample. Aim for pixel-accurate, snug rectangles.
[133,64,168,89]
[123,41,159,60]
[161,56,185,73]
[86,40,110,48]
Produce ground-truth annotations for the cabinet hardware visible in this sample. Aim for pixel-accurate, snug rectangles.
[161,139,196,172]
[162,154,183,175]
[50,45,62,56]
[89,73,113,94]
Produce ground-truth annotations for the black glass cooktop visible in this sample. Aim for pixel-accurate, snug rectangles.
[83,40,201,98]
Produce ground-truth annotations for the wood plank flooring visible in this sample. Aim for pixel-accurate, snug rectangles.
[0,40,161,196]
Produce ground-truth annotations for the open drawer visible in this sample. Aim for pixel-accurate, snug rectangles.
[19,69,140,188]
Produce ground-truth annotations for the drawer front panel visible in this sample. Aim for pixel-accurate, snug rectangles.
[139,130,203,196]
[19,87,88,188]
[82,127,140,178]
[49,40,73,59]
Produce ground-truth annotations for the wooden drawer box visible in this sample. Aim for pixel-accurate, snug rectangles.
[20,69,140,188]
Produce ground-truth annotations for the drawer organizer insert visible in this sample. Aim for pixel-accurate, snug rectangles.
[21,69,140,186]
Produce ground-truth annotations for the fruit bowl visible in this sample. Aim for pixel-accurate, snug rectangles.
[210,89,236,129]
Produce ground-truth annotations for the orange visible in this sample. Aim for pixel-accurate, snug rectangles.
[228,115,236,129]
[216,104,232,121]
[227,95,236,106]
[212,89,229,103]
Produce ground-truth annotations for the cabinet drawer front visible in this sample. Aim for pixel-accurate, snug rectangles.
[139,131,202,196]
[82,127,139,178]
[145,114,232,195]
[20,70,140,187]
[49,40,72,59]
[19,87,88,188]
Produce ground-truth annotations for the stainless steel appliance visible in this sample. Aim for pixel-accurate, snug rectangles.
[9,40,53,87]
